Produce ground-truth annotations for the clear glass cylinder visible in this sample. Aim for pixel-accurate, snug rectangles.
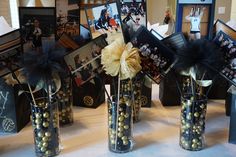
[57,78,73,126]
[179,94,207,151]
[132,75,144,122]
[31,97,60,157]
[119,78,143,122]
[108,94,134,153]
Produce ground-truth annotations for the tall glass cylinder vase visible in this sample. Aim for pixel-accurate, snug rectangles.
[120,78,143,122]
[57,78,73,126]
[179,94,207,151]
[108,79,134,153]
[31,97,60,157]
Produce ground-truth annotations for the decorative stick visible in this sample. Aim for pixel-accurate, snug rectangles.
[27,83,36,105]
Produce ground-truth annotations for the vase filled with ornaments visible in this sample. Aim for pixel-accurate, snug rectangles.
[175,39,224,151]
[23,46,65,156]
[102,38,141,153]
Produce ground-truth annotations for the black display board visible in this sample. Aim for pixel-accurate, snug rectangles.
[0,72,31,133]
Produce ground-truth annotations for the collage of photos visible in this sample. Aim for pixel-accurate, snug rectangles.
[181,5,210,40]
[56,0,80,42]
[64,35,108,87]
[131,27,174,83]
[120,0,147,41]
[214,31,236,84]
[85,2,124,44]
[19,7,56,53]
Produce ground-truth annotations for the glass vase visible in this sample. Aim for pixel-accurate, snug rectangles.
[31,97,60,157]
[179,94,207,151]
[57,78,73,126]
[108,94,133,153]
[108,78,134,153]
[132,74,145,122]
[118,78,143,122]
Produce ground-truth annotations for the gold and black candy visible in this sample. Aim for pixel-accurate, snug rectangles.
[179,94,207,151]
[57,79,73,126]
[108,95,133,153]
[31,98,60,157]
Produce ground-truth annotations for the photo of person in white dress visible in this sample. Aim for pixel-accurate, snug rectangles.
[185,7,206,40]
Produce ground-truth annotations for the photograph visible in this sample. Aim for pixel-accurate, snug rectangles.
[162,32,187,52]
[0,24,21,77]
[56,0,80,43]
[120,0,147,41]
[80,9,90,29]
[181,5,210,41]
[214,31,236,85]
[131,27,174,83]
[85,2,124,44]
[64,35,108,87]
[150,29,164,40]
[19,7,56,53]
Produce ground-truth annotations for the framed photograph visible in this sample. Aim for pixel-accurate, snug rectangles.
[162,32,187,52]
[80,9,92,44]
[150,29,164,40]
[19,7,56,53]
[80,9,90,29]
[131,27,175,83]
[80,24,92,44]
[213,19,236,40]
[119,0,147,42]
[56,0,80,43]
[85,2,124,44]
[176,0,215,40]
[213,30,236,86]
[64,34,108,87]
[0,29,21,77]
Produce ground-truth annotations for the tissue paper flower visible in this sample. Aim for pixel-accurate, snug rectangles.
[101,38,141,80]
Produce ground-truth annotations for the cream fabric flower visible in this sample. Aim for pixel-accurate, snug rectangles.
[101,38,141,80]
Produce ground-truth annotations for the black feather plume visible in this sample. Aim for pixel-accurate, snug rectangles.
[22,44,66,86]
[174,39,224,79]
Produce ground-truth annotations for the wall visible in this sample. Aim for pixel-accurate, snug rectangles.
[0,0,12,26]
[214,0,232,22]
[231,0,236,20]
[19,0,55,7]
[147,0,232,24]
[147,0,168,24]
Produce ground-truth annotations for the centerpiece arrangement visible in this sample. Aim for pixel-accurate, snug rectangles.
[101,37,141,153]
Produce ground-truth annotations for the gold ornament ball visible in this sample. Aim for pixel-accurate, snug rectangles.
[43,122,49,127]
[42,137,48,142]
[45,132,51,137]
[194,112,199,117]
[118,116,124,122]
[37,132,43,137]
[43,112,49,118]
[45,150,51,155]
[122,136,128,141]
[192,143,197,149]
[118,132,123,137]
[42,142,48,147]
[40,147,46,152]
[123,140,128,145]
[124,125,129,129]
[118,127,124,132]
